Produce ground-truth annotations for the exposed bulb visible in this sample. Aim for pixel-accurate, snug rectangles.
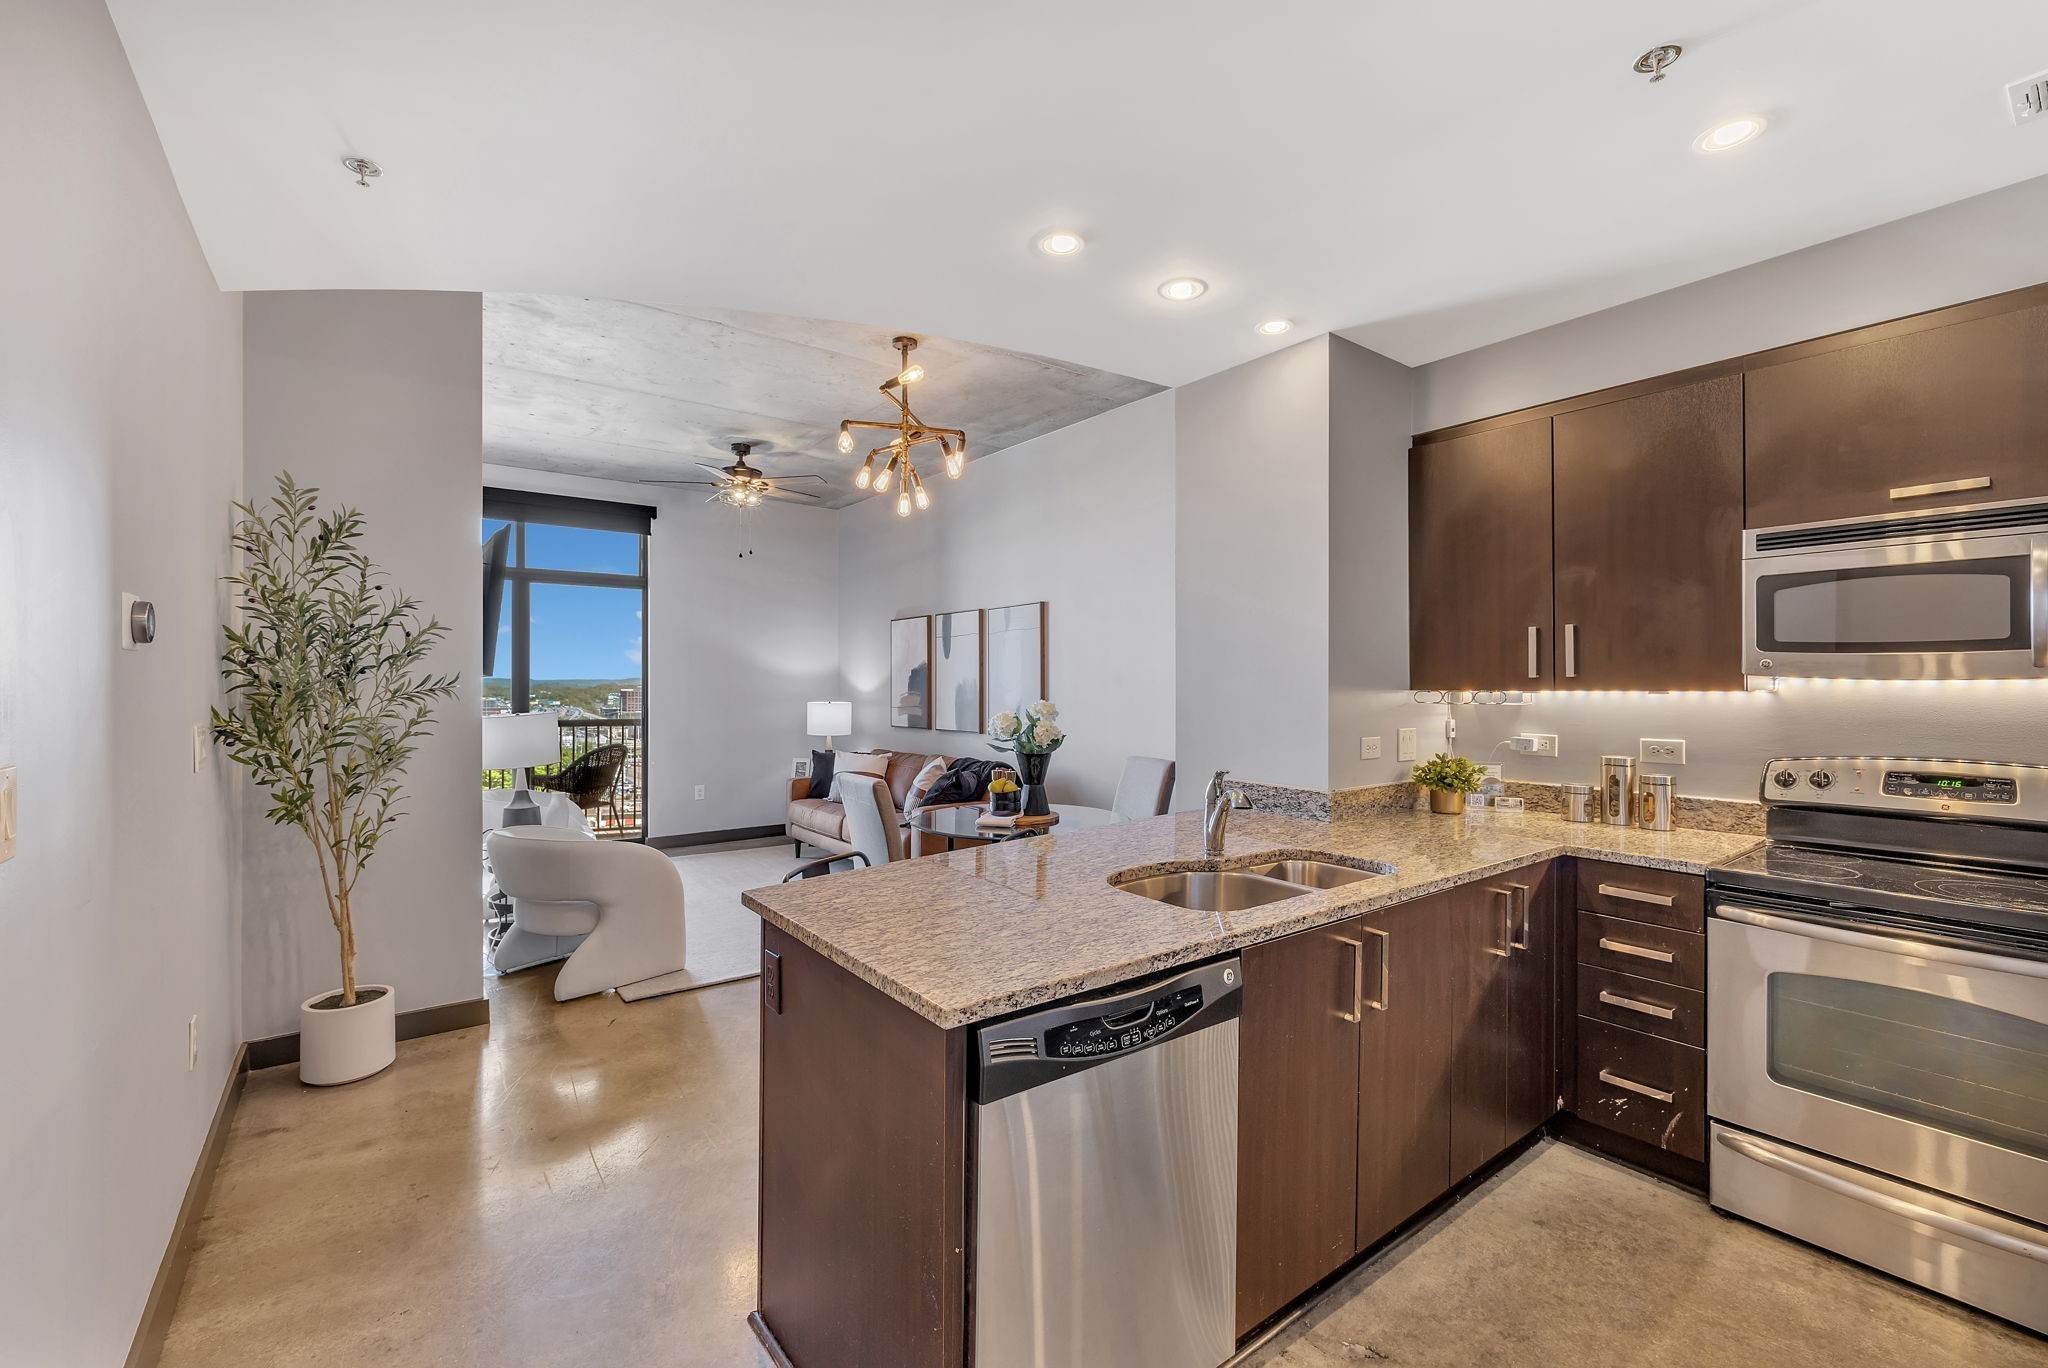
[897,489,912,517]
[874,458,894,494]
[854,453,875,489]
[837,426,854,454]
[913,475,930,511]
[898,363,925,386]
[944,443,964,478]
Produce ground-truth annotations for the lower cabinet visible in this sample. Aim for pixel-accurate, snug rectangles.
[1356,890,1458,1249]
[1450,863,1558,1183]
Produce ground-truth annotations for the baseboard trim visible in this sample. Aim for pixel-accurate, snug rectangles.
[244,996,491,1072]
[125,1043,249,1368]
[649,824,785,851]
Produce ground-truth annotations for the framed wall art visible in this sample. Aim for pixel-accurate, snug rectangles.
[889,615,932,729]
[932,609,985,732]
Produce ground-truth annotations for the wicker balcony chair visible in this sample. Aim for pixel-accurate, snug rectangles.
[535,742,629,831]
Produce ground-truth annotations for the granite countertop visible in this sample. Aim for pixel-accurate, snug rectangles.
[741,807,1761,1029]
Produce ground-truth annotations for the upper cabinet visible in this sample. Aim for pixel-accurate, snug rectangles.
[1553,376,1745,690]
[1409,418,1554,690]
[1746,294,2048,529]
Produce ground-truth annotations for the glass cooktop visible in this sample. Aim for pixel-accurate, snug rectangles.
[1711,840,2048,941]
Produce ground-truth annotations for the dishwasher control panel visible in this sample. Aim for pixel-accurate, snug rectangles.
[1047,987,1204,1059]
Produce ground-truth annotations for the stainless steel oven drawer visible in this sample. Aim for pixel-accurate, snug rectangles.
[1712,1124,2048,1334]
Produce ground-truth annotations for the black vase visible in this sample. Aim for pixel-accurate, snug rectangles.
[1014,750,1053,817]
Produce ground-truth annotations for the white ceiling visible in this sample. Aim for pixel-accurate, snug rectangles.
[483,295,1161,504]
[111,1,2048,386]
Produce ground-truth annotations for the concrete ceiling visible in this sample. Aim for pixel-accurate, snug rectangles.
[483,296,1163,504]
[111,2,2048,386]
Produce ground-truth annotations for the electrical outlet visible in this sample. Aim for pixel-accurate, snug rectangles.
[191,724,208,773]
[1397,728,1417,762]
[1641,738,1688,765]
[694,784,706,800]
[1511,733,1559,757]
[1359,735,1382,761]
[188,1015,198,1070]
[0,765,14,864]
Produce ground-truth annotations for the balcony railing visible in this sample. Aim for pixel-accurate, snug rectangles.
[484,716,645,839]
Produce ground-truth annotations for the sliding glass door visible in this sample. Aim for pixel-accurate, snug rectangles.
[482,490,653,839]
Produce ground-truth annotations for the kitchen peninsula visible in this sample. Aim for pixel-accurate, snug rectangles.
[741,802,1759,1368]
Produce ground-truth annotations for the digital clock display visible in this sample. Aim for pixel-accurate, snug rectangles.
[1882,771,2018,803]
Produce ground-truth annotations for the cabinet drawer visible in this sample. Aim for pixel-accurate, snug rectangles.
[1575,912,1704,991]
[1575,860,1703,932]
[1575,965,1704,1048]
[1573,1019,1705,1161]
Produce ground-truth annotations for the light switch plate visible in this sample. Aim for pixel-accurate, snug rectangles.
[1359,735,1382,761]
[0,765,15,863]
[192,724,209,773]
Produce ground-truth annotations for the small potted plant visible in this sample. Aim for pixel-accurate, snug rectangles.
[1413,752,1485,815]
[987,700,1064,820]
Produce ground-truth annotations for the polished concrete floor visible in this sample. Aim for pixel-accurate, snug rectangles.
[163,973,2044,1367]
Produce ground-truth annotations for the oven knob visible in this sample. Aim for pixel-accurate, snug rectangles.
[1808,770,1835,790]
[1772,770,1799,789]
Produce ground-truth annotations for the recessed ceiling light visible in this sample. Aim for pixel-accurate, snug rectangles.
[1695,116,1767,153]
[1158,277,1208,302]
[1036,230,1085,257]
[1255,318,1294,337]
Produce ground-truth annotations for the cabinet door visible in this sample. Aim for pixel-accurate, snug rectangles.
[1356,892,1457,1250]
[1409,418,1555,689]
[1746,298,2048,528]
[1502,862,1561,1141]
[1449,879,1514,1182]
[1237,921,1363,1336]
[1553,377,1744,690]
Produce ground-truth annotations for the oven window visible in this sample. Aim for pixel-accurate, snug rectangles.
[1767,972,2048,1160]
[1755,557,2030,653]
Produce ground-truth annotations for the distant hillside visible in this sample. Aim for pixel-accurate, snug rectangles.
[483,678,637,716]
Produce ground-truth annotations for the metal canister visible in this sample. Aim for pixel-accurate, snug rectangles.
[1638,773,1676,832]
[1562,782,1600,824]
[1600,756,1638,828]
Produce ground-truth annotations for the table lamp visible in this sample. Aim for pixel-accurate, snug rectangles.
[483,712,562,826]
[806,700,852,751]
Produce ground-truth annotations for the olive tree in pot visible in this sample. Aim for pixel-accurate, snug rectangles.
[213,474,459,1085]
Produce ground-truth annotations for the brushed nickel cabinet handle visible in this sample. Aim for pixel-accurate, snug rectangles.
[1363,926,1389,1012]
[1599,989,1677,1020]
[1597,883,1676,907]
[1527,625,1540,680]
[1486,888,1513,956]
[1598,1068,1675,1104]
[1564,623,1578,680]
[1889,476,1990,500]
[1598,936,1676,964]
[1507,882,1531,951]
[1334,936,1365,1024]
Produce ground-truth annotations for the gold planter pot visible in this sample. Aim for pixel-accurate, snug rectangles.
[1427,788,1467,815]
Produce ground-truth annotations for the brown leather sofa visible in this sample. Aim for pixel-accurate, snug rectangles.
[786,750,977,859]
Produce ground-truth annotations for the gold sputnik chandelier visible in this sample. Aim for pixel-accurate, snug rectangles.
[836,336,967,517]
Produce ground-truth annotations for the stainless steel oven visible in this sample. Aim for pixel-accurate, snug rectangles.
[1743,498,2048,679]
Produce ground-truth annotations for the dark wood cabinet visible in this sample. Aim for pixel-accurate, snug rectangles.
[1449,863,1559,1183]
[1354,890,1459,1250]
[1746,294,2048,529]
[1553,376,1745,690]
[1502,862,1561,1142]
[1409,418,1554,690]
[1236,920,1365,1336]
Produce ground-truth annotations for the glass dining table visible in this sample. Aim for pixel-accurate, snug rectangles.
[909,802,1124,851]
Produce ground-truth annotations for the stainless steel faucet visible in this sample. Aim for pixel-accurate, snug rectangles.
[1203,771,1252,858]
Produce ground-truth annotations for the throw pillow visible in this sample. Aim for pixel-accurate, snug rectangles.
[921,757,1000,807]
[840,751,891,779]
[905,757,950,812]
[806,749,836,800]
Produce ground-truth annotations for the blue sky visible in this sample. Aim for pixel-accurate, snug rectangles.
[485,520,645,681]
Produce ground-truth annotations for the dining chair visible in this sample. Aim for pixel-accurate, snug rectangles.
[1113,756,1177,820]
[782,775,903,880]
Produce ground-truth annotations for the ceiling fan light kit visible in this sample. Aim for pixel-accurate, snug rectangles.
[835,336,968,519]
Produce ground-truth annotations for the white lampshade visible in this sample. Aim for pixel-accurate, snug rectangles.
[483,712,562,770]
[806,700,852,738]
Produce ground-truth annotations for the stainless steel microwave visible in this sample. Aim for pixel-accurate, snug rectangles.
[1743,498,2048,679]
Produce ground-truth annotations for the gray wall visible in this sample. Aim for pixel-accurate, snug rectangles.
[1174,340,1333,798]
[836,392,1178,809]
[242,293,484,1038]
[481,464,843,838]
[1415,173,2048,798]
[0,2,244,1361]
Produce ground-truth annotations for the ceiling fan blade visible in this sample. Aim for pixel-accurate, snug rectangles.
[763,486,823,502]
[640,478,724,487]
[772,473,830,484]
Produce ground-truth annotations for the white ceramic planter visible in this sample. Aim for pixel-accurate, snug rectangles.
[298,984,396,1086]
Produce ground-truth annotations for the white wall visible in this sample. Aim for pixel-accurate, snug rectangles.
[0,2,244,1362]
[836,393,1178,810]
[1418,172,2048,799]
[1173,340,1333,798]
[241,293,484,1039]
[481,464,842,839]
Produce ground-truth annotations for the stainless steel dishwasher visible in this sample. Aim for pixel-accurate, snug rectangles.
[972,958,1241,1368]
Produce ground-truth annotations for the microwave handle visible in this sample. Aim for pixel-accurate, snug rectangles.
[1715,904,2048,980]
[2035,544,2048,670]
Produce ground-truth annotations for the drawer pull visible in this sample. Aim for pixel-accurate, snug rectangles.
[1889,476,1990,501]
[1598,1068,1675,1104]
[1599,989,1676,1020]
[1598,936,1676,964]
[1597,883,1676,907]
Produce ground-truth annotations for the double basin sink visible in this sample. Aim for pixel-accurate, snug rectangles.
[1113,856,1383,912]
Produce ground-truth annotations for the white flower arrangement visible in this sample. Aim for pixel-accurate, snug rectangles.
[988,699,1065,755]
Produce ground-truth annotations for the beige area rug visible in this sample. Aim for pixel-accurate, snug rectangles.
[616,841,802,1001]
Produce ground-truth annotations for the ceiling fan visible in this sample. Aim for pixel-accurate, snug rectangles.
[641,442,826,508]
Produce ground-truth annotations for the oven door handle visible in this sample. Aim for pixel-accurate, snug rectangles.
[1715,1129,2048,1265]
[1715,904,2048,980]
